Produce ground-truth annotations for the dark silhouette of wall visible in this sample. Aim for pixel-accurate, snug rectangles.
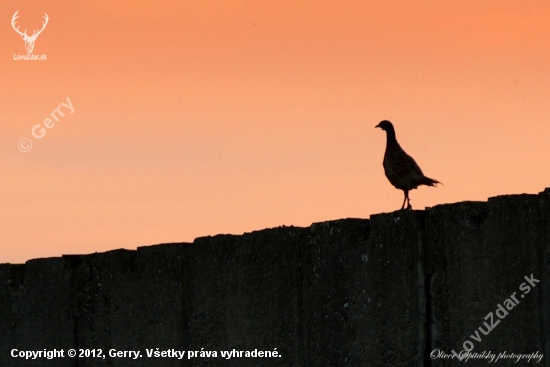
[1,189,549,367]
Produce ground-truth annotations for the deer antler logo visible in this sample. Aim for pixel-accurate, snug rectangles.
[11,11,49,54]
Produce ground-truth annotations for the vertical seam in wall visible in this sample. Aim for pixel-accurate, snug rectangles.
[299,233,309,367]
[181,246,191,367]
[68,259,79,367]
[417,212,431,367]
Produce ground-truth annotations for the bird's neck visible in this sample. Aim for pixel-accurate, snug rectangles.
[385,130,398,145]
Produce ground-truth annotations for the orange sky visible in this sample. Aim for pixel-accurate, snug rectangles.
[2,1,550,263]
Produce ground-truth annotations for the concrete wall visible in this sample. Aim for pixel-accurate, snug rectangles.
[1,189,549,367]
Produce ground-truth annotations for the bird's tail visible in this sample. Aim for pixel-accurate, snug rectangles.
[420,176,442,187]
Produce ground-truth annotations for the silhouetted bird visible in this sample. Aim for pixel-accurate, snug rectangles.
[375,120,441,210]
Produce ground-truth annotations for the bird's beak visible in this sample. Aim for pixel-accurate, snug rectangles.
[375,123,381,129]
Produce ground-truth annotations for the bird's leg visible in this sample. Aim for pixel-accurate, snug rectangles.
[400,191,407,210]
[405,191,412,210]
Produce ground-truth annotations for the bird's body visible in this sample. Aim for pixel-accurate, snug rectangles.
[376,120,440,210]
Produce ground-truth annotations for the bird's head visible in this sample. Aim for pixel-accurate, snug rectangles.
[375,120,394,132]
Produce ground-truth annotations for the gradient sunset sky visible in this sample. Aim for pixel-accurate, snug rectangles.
[2,1,550,263]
